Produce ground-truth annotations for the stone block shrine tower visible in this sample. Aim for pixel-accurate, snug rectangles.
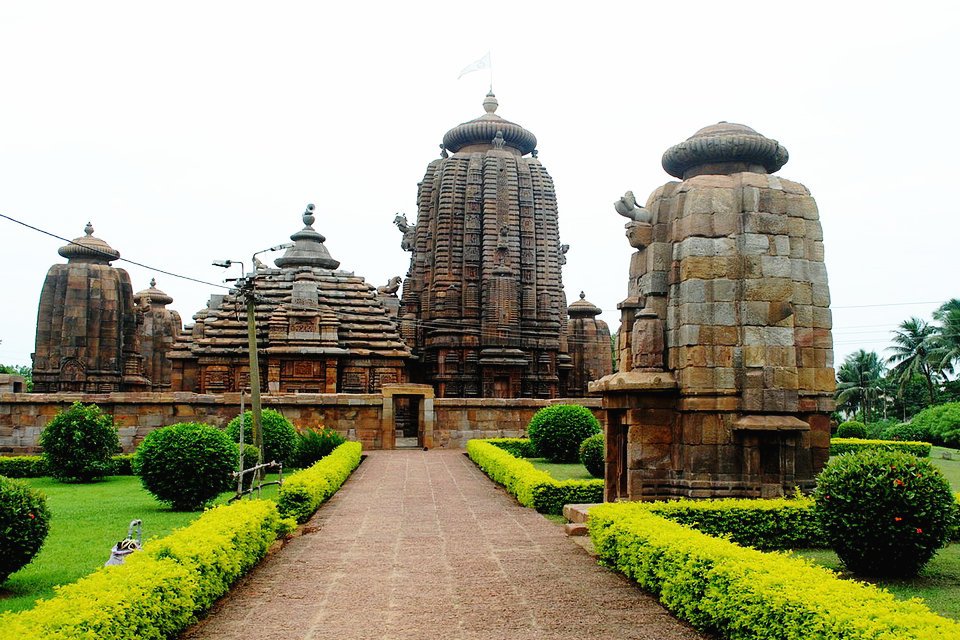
[590,123,835,500]
[398,92,570,398]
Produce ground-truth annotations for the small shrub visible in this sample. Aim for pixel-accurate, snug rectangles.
[292,427,345,468]
[527,404,601,463]
[40,402,119,482]
[226,409,297,466]
[133,422,238,511]
[0,476,51,583]
[579,433,604,478]
[835,420,867,438]
[814,448,955,577]
[278,442,362,523]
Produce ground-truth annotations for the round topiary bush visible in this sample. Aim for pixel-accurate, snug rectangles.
[836,420,867,439]
[226,409,297,466]
[527,404,601,463]
[0,476,51,583]
[293,426,346,468]
[133,422,239,510]
[40,402,119,482]
[579,433,604,478]
[880,421,931,443]
[813,448,955,577]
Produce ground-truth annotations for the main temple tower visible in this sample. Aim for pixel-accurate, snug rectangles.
[399,93,568,398]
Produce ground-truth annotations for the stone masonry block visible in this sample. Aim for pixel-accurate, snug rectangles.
[812,284,830,307]
[680,256,739,280]
[773,235,791,256]
[742,186,760,212]
[710,278,737,302]
[804,220,824,241]
[786,194,819,219]
[744,278,793,302]
[741,301,770,326]
[761,255,792,278]
[675,237,736,260]
[758,188,787,214]
[742,233,769,255]
[812,307,833,329]
[744,212,788,235]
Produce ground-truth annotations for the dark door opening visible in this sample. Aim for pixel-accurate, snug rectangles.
[394,395,421,448]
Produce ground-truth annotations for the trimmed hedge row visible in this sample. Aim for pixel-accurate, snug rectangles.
[0,500,287,640]
[0,454,135,478]
[466,439,603,514]
[644,496,824,550]
[485,437,537,458]
[277,441,362,523]
[830,438,932,458]
[589,502,960,640]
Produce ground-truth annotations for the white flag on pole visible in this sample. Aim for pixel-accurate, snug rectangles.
[457,52,491,79]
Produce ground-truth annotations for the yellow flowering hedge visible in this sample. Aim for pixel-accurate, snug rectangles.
[830,438,931,458]
[0,499,282,640]
[277,441,362,523]
[466,439,603,514]
[589,502,960,640]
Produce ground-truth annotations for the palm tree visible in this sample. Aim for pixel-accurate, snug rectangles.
[887,317,940,406]
[835,350,885,423]
[932,299,960,372]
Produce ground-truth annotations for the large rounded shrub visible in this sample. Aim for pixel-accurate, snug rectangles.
[40,402,119,482]
[910,402,960,444]
[579,433,604,478]
[880,421,931,443]
[293,426,346,468]
[835,420,867,439]
[133,422,239,510]
[527,404,601,463]
[814,448,955,577]
[226,409,297,465]
[0,476,51,583]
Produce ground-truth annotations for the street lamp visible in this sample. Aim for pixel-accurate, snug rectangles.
[213,244,292,481]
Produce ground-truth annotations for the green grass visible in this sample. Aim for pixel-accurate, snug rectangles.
[930,447,960,491]
[527,458,597,481]
[0,473,283,613]
[794,545,960,620]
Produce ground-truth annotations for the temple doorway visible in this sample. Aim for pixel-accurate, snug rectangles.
[394,395,421,448]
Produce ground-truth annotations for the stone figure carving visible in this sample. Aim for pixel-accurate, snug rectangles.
[377,276,402,296]
[393,213,416,252]
[492,130,505,150]
[559,243,570,265]
[614,190,652,223]
[439,144,449,159]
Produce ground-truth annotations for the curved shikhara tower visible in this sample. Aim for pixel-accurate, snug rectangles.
[399,93,569,398]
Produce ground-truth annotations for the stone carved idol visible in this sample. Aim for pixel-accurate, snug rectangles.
[393,213,416,252]
[377,276,402,296]
[614,190,652,223]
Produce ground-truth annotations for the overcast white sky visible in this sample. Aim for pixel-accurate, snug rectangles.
[1,1,958,373]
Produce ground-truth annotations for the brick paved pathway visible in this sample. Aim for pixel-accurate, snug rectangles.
[181,450,705,640]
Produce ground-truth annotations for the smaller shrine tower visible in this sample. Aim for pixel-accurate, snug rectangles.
[135,279,182,391]
[33,223,148,392]
[565,292,612,396]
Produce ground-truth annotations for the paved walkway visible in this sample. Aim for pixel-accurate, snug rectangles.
[182,450,705,640]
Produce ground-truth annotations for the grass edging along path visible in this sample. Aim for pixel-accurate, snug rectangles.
[0,441,362,637]
[466,439,602,514]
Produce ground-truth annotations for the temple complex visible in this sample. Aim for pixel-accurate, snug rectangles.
[168,206,412,394]
[590,122,834,500]
[564,292,612,397]
[397,92,570,398]
[32,223,149,393]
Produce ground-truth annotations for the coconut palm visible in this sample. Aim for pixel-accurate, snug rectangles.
[932,299,960,372]
[887,317,941,405]
[835,350,885,423]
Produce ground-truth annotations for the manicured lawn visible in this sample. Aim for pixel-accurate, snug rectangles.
[0,473,283,613]
[930,447,960,491]
[794,545,960,620]
[527,458,597,481]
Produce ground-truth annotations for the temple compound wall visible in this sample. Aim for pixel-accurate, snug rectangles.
[0,391,601,455]
[590,122,834,501]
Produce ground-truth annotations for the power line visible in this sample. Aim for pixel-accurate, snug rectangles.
[1,212,230,291]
